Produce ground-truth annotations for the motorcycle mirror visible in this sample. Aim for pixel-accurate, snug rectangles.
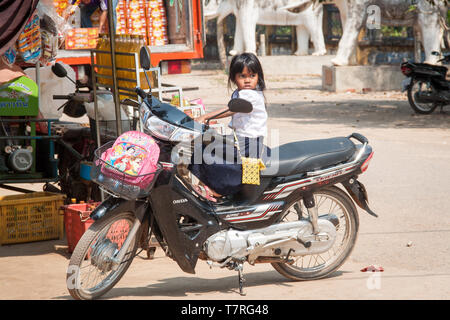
[139,46,152,70]
[51,62,77,87]
[51,63,67,78]
[228,98,253,113]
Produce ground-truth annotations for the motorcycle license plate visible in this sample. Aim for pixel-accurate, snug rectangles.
[401,77,411,92]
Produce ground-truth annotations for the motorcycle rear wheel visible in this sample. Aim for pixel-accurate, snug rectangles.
[407,80,438,114]
[66,211,142,300]
[271,186,359,281]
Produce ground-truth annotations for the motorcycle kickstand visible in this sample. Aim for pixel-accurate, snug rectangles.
[236,262,246,296]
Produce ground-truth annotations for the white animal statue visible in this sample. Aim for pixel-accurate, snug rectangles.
[204,0,446,66]
[203,0,327,57]
[330,0,446,65]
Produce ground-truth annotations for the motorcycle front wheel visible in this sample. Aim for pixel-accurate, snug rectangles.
[66,211,142,300]
[407,80,438,114]
[271,186,359,281]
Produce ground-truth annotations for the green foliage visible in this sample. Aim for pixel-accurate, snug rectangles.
[275,26,292,35]
[407,5,417,12]
[380,26,408,38]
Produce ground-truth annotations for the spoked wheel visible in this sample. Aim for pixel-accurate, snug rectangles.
[271,186,359,281]
[407,80,438,114]
[66,211,142,300]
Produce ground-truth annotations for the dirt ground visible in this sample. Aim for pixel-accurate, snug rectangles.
[1,56,449,300]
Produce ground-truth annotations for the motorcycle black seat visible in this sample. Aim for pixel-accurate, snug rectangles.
[261,137,356,177]
[413,63,447,78]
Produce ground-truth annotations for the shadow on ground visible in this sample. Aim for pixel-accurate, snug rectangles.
[0,239,70,259]
[267,99,450,130]
[55,270,348,300]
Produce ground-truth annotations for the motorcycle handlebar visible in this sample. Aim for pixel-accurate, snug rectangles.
[53,95,71,100]
[135,87,147,100]
[53,93,94,103]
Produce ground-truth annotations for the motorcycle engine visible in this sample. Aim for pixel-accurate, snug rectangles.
[0,145,33,173]
[204,218,338,263]
[0,122,33,173]
[203,230,248,262]
[8,147,33,172]
[0,144,33,173]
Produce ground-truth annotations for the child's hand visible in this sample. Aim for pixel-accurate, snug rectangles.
[195,115,207,124]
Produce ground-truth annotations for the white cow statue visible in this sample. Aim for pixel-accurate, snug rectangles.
[331,0,446,65]
[204,0,447,66]
[203,0,327,56]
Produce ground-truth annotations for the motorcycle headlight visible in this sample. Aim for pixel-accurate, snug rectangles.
[144,116,200,142]
[145,116,177,140]
[170,127,201,142]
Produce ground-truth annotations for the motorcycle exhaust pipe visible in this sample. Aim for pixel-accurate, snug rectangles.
[414,92,444,104]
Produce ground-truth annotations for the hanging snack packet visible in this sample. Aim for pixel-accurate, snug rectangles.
[2,47,17,66]
[17,13,42,64]
[40,30,58,64]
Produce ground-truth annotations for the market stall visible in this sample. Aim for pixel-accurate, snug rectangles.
[0,0,215,196]
[0,0,212,249]
[0,1,64,191]
[53,0,205,75]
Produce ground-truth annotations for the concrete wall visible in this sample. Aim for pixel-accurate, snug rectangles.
[258,55,335,76]
[322,65,404,92]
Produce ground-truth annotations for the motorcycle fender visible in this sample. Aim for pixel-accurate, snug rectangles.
[342,179,378,217]
[401,77,411,92]
[90,196,147,221]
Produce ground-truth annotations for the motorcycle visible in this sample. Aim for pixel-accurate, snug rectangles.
[51,63,139,202]
[51,63,91,118]
[66,47,377,300]
[401,51,450,114]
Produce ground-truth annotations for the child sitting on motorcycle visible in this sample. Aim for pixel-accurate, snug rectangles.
[189,52,268,202]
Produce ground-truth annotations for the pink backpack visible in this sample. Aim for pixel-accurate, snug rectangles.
[100,131,160,189]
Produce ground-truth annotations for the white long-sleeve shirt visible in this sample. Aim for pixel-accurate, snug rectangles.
[229,89,267,138]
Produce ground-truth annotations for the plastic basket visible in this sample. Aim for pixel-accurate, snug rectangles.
[0,192,66,245]
[63,202,131,255]
[91,141,163,200]
[63,202,99,253]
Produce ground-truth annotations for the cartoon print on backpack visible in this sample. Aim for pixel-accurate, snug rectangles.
[100,131,160,188]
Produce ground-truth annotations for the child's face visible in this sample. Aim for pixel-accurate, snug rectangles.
[234,66,258,90]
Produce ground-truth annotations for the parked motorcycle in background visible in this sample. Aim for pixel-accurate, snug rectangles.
[401,51,450,114]
[51,63,139,203]
[65,47,378,300]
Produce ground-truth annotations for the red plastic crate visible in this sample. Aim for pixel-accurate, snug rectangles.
[63,202,131,254]
[63,203,100,253]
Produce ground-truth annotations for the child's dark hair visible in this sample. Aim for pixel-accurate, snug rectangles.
[228,52,266,92]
